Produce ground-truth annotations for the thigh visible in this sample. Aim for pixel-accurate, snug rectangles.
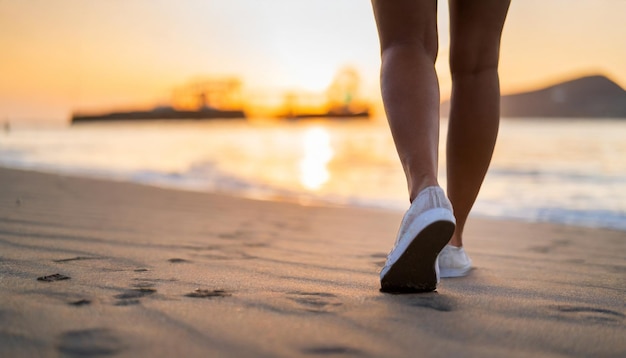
[371,0,438,57]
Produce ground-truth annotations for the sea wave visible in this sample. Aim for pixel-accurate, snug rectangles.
[1,119,625,231]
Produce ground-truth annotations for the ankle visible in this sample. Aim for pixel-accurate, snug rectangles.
[448,234,463,247]
[408,178,439,203]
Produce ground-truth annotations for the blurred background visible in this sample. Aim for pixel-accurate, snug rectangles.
[1,0,625,230]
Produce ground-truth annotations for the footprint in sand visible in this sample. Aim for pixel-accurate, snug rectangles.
[69,299,92,307]
[114,288,156,300]
[301,345,362,356]
[37,273,70,282]
[113,288,157,306]
[57,328,125,357]
[185,289,232,298]
[286,291,343,313]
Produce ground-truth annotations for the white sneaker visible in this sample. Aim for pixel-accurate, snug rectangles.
[380,186,455,293]
[438,245,472,278]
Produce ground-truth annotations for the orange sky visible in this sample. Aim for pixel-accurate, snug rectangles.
[1,0,625,122]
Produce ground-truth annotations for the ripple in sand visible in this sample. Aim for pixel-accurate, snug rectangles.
[370,252,388,268]
[370,253,387,259]
[551,305,625,324]
[131,281,155,288]
[114,299,140,306]
[406,295,456,312]
[53,256,97,263]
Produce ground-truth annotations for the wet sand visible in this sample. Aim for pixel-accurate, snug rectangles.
[0,167,624,357]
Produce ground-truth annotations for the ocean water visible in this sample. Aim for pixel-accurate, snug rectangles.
[1,118,625,231]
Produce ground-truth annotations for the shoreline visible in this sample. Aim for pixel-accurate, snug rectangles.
[1,167,624,356]
[2,117,625,232]
[2,164,624,233]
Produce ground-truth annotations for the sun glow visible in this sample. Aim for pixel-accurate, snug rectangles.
[299,127,333,190]
[1,1,625,122]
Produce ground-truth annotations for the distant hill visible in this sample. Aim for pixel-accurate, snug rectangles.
[441,75,626,118]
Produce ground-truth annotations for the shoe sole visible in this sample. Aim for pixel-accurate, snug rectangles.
[440,266,472,278]
[380,209,455,293]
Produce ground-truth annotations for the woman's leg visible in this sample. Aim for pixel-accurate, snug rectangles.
[446,0,510,247]
[371,0,440,202]
[374,1,457,292]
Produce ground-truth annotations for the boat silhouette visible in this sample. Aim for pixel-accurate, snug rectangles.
[71,105,245,124]
[71,78,246,124]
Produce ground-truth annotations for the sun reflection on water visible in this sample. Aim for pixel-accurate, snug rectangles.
[299,127,333,190]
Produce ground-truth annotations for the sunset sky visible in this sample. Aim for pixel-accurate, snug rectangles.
[1,0,625,122]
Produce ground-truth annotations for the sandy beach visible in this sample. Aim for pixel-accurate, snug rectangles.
[0,167,624,357]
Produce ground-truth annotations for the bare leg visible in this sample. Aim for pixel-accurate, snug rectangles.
[446,0,510,246]
[371,0,439,202]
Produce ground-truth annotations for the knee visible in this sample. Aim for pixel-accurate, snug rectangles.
[449,43,501,77]
[381,36,439,65]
